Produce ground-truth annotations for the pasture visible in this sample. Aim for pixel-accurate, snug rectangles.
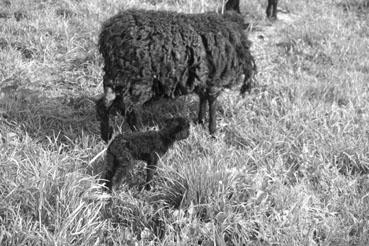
[0,0,368,245]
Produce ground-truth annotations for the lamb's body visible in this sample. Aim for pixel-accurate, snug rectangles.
[104,117,190,191]
[97,8,256,142]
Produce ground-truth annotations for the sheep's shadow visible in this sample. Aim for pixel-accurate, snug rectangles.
[0,88,99,146]
[0,87,199,147]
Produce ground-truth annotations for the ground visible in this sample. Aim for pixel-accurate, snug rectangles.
[0,0,369,245]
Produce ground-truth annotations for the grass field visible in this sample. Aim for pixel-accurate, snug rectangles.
[1,0,369,245]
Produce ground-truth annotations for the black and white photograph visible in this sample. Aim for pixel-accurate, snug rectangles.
[0,0,368,245]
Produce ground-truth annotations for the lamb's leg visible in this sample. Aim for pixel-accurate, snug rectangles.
[126,109,140,131]
[145,156,158,190]
[112,155,133,189]
[207,87,219,135]
[197,94,207,125]
[208,94,218,135]
[103,153,118,192]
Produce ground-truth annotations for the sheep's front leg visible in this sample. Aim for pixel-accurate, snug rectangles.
[97,86,116,142]
[96,97,113,143]
[208,94,218,135]
[197,95,207,125]
[145,155,158,190]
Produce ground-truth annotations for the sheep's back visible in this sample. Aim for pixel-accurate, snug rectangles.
[99,10,209,105]
[186,12,255,88]
[99,9,255,106]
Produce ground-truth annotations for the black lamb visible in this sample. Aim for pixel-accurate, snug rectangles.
[96,4,257,142]
[103,117,190,191]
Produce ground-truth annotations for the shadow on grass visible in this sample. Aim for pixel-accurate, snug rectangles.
[337,0,369,15]
[0,88,99,145]
[0,87,199,147]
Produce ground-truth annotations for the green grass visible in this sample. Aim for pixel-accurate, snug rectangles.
[1,0,369,245]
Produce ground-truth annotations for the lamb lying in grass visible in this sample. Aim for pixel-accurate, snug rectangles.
[103,117,190,191]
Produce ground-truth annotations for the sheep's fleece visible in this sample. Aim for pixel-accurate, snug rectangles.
[99,9,256,109]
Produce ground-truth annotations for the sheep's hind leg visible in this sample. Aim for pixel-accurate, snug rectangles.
[266,0,278,20]
[208,94,218,135]
[197,95,207,125]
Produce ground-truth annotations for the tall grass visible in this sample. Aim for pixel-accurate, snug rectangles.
[1,0,369,245]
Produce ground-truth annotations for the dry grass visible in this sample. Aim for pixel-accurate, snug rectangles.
[1,0,369,245]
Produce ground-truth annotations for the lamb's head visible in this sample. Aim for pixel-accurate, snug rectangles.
[163,117,191,141]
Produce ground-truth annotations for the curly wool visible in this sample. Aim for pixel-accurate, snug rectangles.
[99,9,255,106]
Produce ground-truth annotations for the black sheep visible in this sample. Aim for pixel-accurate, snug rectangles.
[96,5,257,142]
[103,117,190,191]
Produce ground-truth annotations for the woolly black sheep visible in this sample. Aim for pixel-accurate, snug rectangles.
[225,0,279,20]
[103,117,190,191]
[96,5,257,142]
